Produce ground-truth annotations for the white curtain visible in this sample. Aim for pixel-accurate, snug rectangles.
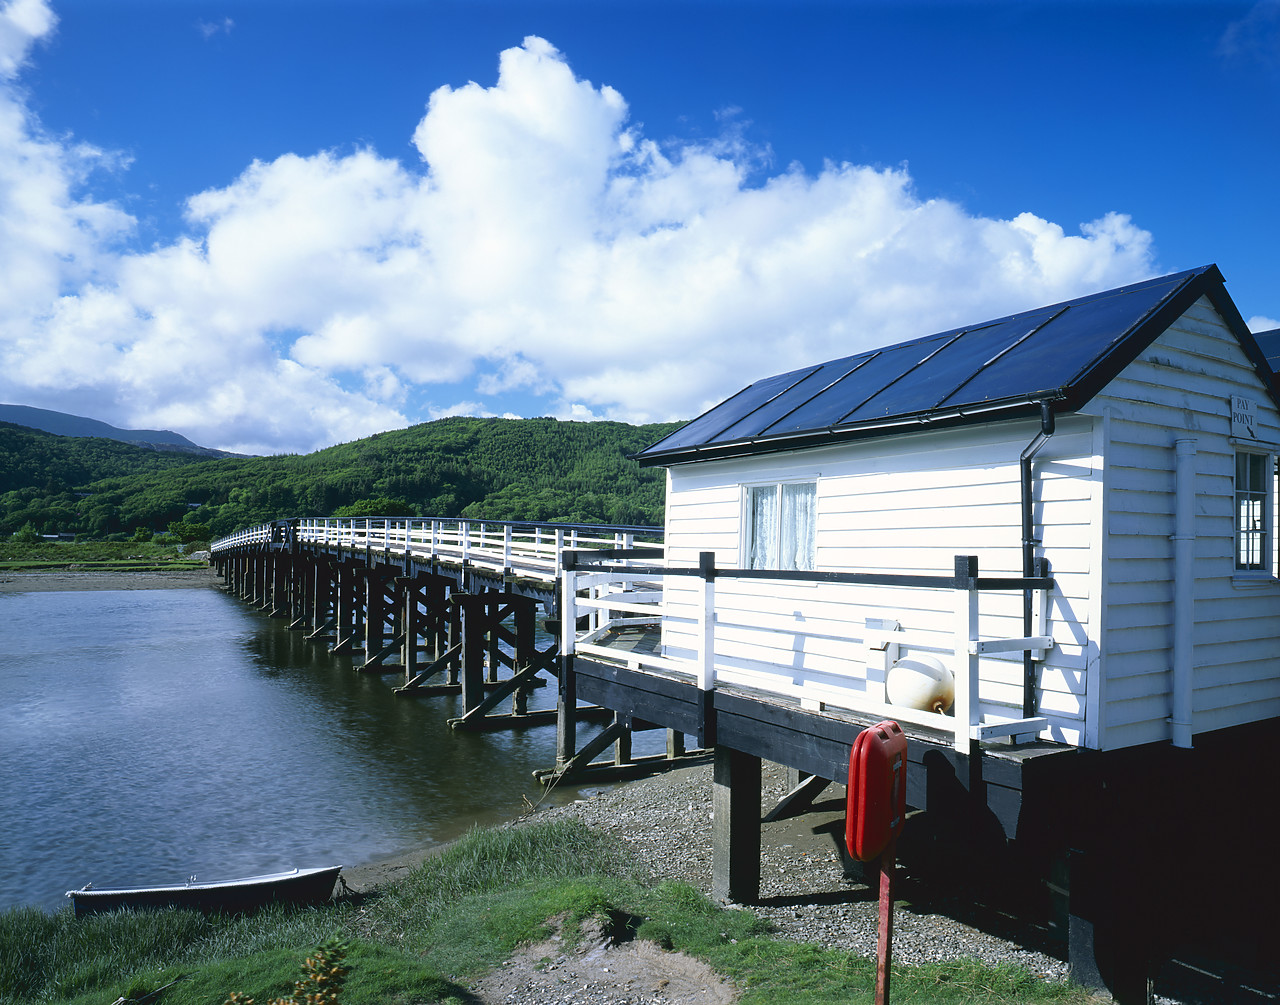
[748,482,816,570]
[748,485,778,569]
[780,482,816,571]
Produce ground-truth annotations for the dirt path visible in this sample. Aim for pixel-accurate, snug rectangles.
[469,915,739,1005]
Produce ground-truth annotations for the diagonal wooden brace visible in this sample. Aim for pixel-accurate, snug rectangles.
[560,720,626,775]
[357,632,407,672]
[305,617,336,642]
[448,660,546,727]
[396,642,463,692]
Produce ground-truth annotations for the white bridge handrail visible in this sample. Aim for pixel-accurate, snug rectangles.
[210,517,664,585]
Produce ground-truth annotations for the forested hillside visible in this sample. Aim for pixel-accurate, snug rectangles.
[0,416,684,542]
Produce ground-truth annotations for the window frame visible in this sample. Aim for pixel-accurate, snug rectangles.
[741,479,818,572]
[1233,445,1277,578]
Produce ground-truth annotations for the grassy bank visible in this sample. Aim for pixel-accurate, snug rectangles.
[0,540,206,571]
[0,820,1093,1005]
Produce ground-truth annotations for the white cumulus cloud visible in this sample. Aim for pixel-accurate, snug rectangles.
[0,17,1161,454]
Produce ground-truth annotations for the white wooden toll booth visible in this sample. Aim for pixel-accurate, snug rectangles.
[558,265,1280,1002]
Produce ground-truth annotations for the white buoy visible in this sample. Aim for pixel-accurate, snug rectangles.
[886,655,954,714]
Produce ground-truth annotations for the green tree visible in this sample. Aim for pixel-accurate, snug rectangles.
[332,497,416,518]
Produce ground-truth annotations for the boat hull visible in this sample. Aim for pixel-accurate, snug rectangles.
[66,866,342,918]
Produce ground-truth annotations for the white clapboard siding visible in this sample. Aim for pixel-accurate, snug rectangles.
[1084,296,1280,748]
[660,415,1100,744]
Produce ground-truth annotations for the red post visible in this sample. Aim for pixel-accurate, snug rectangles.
[876,839,897,1005]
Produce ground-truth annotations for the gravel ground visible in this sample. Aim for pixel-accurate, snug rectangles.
[529,760,1070,981]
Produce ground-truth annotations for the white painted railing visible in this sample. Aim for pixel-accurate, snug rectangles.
[211,517,663,585]
[561,550,1053,753]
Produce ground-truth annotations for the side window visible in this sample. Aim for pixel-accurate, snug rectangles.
[746,482,817,570]
[1235,450,1272,573]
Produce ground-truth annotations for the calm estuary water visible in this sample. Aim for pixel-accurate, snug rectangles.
[0,584,589,912]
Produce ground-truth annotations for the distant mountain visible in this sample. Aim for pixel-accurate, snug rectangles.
[0,404,240,458]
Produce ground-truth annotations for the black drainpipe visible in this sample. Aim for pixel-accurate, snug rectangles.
[1020,401,1055,718]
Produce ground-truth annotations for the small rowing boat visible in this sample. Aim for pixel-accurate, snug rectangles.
[65,865,342,917]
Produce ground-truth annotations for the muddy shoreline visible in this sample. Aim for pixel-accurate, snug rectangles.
[0,566,220,592]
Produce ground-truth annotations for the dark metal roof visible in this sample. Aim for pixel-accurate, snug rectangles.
[637,264,1280,467]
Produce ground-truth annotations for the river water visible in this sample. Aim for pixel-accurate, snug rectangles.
[0,584,595,912]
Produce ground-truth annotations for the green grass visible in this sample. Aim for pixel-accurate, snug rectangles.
[0,540,206,571]
[0,820,1091,1005]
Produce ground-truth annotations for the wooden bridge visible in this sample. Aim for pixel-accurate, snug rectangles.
[209,516,702,779]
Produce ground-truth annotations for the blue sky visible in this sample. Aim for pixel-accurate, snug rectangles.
[1,0,1277,454]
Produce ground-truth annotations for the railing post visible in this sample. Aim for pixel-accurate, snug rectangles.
[953,555,980,753]
[557,552,579,769]
[697,551,716,691]
[461,521,471,564]
[504,525,514,573]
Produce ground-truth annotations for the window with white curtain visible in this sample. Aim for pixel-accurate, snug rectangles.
[745,481,817,570]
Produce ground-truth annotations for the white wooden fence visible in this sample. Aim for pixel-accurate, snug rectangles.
[562,550,1053,753]
[210,517,662,584]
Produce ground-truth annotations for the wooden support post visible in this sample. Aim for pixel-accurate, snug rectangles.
[557,561,578,771]
[401,576,421,683]
[364,570,385,657]
[312,558,335,634]
[289,555,307,624]
[269,553,289,616]
[614,717,633,766]
[459,593,485,713]
[486,593,501,684]
[399,572,452,684]
[513,594,535,716]
[330,561,362,654]
[288,556,313,629]
[445,593,461,685]
[350,566,367,651]
[250,554,265,606]
[712,745,761,904]
[1061,848,1154,1005]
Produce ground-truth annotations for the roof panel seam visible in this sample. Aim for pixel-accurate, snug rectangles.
[931,306,1071,410]
[833,330,967,424]
[755,352,880,438]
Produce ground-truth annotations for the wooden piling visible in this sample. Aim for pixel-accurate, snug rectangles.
[711,745,761,905]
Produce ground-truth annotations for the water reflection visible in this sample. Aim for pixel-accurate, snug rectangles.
[0,587,592,911]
